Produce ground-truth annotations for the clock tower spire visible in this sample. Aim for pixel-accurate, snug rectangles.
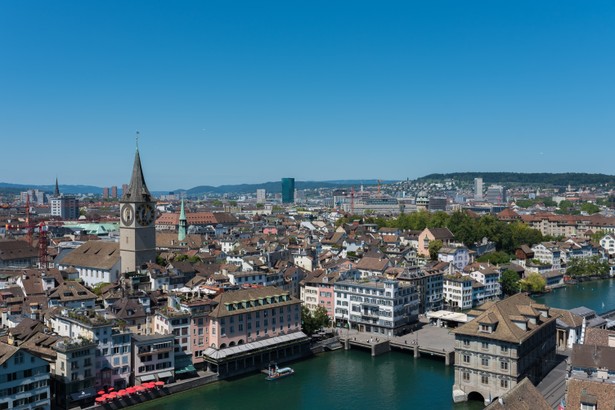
[120,136,156,273]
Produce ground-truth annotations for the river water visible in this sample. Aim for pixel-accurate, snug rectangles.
[132,279,615,410]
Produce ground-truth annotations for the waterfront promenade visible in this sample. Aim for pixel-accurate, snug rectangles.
[338,319,456,364]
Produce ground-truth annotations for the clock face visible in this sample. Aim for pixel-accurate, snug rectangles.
[136,203,155,226]
[120,204,134,226]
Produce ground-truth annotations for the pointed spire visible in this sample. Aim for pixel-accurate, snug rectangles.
[179,198,186,220]
[122,134,152,202]
[178,198,187,241]
[54,177,60,197]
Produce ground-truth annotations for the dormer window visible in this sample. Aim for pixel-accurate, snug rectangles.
[479,324,493,333]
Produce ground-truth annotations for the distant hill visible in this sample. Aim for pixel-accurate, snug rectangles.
[0,182,103,195]
[182,180,391,195]
[0,179,394,197]
[416,172,615,186]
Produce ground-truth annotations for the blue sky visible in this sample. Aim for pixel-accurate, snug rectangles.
[1,1,614,191]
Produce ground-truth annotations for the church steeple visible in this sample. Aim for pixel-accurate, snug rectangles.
[178,198,187,241]
[54,177,60,197]
[122,141,152,203]
[119,134,156,274]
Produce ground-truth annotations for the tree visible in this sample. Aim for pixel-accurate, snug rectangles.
[428,240,443,261]
[500,269,521,296]
[566,256,610,278]
[301,306,331,336]
[519,273,546,293]
[476,251,511,265]
[580,202,600,215]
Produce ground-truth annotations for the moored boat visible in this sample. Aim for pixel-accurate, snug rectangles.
[265,363,294,380]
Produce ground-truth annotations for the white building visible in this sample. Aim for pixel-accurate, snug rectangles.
[467,264,501,301]
[48,310,131,390]
[0,345,51,410]
[474,178,483,201]
[57,241,121,287]
[599,234,615,256]
[334,279,419,336]
[444,274,474,310]
[256,189,266,204]
[438,246,470,270]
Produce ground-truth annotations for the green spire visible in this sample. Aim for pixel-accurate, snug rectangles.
[178,199,187,241]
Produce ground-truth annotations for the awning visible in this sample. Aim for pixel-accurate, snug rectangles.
[70,387,97,401]
[140,374,156,382]
[158,371,173,378]
[175,365,196,374]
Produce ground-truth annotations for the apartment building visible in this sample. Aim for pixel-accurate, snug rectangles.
[334,279,419,336]
[0,345,51,410]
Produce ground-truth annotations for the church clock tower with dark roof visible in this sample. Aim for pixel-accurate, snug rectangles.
[119,141,156,273]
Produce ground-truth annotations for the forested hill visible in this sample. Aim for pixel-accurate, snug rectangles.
[417,172,615,186]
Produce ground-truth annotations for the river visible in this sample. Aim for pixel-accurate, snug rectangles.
[533,278,615,312]
[132,349,482,410]
[131,279,615,410]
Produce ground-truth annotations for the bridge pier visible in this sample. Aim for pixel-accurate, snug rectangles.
[371,341,390,357]
[413,345,420,358]
[445,350,454,366]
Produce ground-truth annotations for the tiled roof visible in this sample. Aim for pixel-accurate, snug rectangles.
[209,287,299,318]
[452,293,556,343]
[0,239,38,261]
[59,241,119,270]
[484,377,550,410]
[566,378,615,409]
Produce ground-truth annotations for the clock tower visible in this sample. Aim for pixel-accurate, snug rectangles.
[119,144,156,273]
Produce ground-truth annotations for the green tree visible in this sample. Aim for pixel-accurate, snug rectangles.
[499,269,520,296]
[91,282,110,296]
[519,273,546,293]
[590,230,607,244]
[428,239,443,261]
[580,202,600,215]
[301,306,331,336]
[566,256,610,278]
[476,251,511,265]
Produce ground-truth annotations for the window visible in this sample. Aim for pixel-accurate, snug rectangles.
[500,379,508,388]
[501,346,508,353]
[462,372,470,382]
[463,339,470,347]
[481,375,488,384]
[481,342,489,350]
[463,355,470,363]
[581,404,596,410]
[500,361,508,370]
[481,357,489,367]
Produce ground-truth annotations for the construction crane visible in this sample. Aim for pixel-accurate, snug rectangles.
[4,194,49,268]
[38,222,49,270]
[350,187,355,215]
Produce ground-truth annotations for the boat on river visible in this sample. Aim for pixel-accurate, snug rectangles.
[265,363,294,381]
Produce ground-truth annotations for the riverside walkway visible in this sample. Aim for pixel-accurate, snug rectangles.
[338,322,456,365]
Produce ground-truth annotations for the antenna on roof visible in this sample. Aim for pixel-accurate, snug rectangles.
[136,130,140,150]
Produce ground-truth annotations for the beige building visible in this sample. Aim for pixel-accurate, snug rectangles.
[451,294,557,405]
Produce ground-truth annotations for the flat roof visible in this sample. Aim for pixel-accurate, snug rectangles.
[426,310,468,323]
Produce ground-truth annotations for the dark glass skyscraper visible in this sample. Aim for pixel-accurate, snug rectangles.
[281,178,295,204]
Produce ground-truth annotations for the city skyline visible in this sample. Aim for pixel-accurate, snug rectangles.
[1,1,614,190]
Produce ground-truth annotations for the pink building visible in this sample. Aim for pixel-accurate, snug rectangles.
[207,287,302,349]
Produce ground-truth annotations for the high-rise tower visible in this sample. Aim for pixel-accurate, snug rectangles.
[281,178,295,204]
[119,141,157,273]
